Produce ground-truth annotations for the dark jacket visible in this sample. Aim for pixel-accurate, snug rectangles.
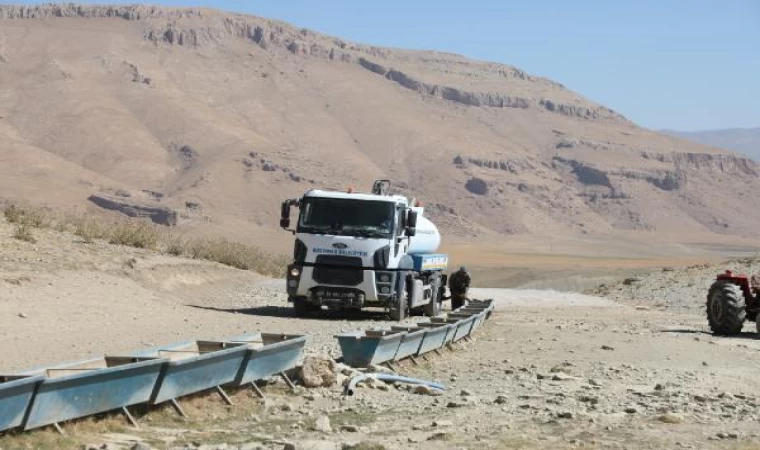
[449,270,471,294]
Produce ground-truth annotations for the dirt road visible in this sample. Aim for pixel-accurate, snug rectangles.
[4,222,760,449]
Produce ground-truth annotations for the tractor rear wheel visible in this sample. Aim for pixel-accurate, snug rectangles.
[706,281,746,335]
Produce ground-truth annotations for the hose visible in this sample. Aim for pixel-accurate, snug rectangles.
[343,373,445,396]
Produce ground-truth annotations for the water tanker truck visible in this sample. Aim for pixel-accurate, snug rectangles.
[279,180,448,320]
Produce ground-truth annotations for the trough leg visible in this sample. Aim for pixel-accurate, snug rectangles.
[280,372,297,391]
[433,348,443,356]
[384,361,395,371]
[122,407,139,429]
[170,398,188,418]
[250,381,265,399]
[216,386,234,406]
[421,354,430,362]
[52,423,64,435]
[408,355,420,366]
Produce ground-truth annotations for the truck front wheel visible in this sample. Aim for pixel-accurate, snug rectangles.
[292,296,312,317]
[388,272,410,321]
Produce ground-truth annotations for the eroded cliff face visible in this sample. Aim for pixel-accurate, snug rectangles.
[1,4,758,240]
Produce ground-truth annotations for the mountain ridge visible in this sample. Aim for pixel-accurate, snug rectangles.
[662,127,760,161]
[1,3,759,251]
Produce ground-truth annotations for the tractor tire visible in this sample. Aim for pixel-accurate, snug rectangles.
[389,272,410,321]
[423,275,442,317]
[706,281,746,335]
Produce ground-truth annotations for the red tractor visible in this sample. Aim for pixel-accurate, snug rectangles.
[706,270,759,335]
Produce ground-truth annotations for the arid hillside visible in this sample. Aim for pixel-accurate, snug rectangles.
[1,4,759,252]
[664,127,760,162]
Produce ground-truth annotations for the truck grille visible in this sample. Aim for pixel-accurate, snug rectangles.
[312,256,364,286]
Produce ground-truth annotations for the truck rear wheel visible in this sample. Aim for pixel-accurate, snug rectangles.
[423,275,442,317]
[706,281,746,335]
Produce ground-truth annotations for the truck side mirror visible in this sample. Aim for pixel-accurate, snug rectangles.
[280,201,291,229]
[406,210,417,236]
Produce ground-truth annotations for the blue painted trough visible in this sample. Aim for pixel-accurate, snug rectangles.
[430,316,473,341]
[454,315,477,341]
[389,326,426,361]
[334,329,404,368]
[131,340,249,405]
[224,333,307,386]
[19,356,166,431]
[413,322,453,354]
[0,375,43,432]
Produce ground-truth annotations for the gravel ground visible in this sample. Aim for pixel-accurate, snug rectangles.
[591,257,760,315]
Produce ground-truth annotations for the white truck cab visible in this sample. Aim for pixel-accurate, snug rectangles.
[280,180,448,320]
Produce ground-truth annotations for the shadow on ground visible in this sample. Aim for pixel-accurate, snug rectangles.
[659,328,760,340]
[187,304,397,322]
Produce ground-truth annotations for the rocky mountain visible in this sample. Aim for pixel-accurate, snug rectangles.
[662,128,760,162]
[1,4,759,251]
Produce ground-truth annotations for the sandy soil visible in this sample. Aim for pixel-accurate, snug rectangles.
[3,219,760,449]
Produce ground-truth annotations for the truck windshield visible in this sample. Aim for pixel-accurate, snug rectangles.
[298,197,395,238]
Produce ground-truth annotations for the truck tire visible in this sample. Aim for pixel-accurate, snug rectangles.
[423,275,442,317]
[292,296,309,317]
[706,281,746,335]
[389,272,410,321]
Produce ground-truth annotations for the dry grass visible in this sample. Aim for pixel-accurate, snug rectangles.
[108,222,159,249]
[71,216,110,244]
[189,238,287,277]
[12,223,37,243]
[163,232,186,256]
[1,203,287,277]
[4,203,47,228]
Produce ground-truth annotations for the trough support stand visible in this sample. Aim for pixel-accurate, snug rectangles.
[280,372,297,391]
[434,348,443,356]
[250,382,265,399]
[52,422,64,435]
[122,407,139,429]
[170,398,188,418]
[421,354,430,362]
[216,386,234,406]
[409,355,420,366]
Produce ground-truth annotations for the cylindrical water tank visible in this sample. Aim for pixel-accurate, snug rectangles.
[407,212,441,255]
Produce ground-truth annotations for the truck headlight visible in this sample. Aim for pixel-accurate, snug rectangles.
[290,267,301,277]
[379,273,391,283]
[380,286,390,294]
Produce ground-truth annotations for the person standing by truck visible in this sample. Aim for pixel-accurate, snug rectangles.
[449,266,471,310]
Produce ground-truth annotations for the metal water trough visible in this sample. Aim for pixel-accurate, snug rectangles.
[335,329,404,368]
[0,375,43,432]
[389,326,426,361]
[130,340,249,411]
[413,322,453,354]
[19,356,166,431]
[449,311,485,334]
[430,316,475,342]
[225,333,307,396]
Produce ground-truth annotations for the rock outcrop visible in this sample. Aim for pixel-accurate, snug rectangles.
[88,194,178,226]
[0,4,625,122]
[465,178,489,195]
